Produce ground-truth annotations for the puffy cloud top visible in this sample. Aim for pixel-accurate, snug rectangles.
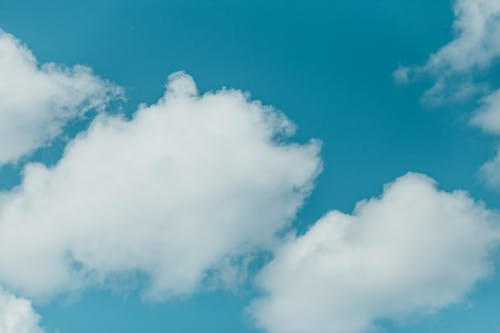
[0,72,322,300]
[0,289,43,333]
[249,173,500,333]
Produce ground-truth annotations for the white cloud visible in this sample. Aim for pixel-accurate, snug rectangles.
[249,173,500,333]
[471,90,500,189]
[0,29,121,165]
[395,0,500,186]
[0,289,43,333]
[395,0,500,103]
[0,72,322,301]
[392,66,411,84]
[425,0,500,74]
[398,0,500,77]
[479,148,500,188]
[471,88,500,134]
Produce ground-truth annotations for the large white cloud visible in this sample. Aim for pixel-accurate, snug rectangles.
[0,289,43,333]
[0,29,121,165]
[249,173,500,333]
[0,72,322,301]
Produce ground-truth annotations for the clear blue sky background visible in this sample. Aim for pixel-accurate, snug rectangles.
[1,1,499,332]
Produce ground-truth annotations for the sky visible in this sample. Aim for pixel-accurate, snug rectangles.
[1,0,500,332]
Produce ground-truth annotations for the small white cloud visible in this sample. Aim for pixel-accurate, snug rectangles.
[0,29,121,165]
[479,148,500,188]
[469,88,500,188]
[0,289,43,333]
[396,0,500,105]
[471,88,500,134]
[249,173,500,333]
[392,66,411,84]
[395,0,500,187]
[0,72,322,301]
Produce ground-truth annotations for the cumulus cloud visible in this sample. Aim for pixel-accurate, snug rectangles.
[0,72,322,301]
[249,173,500,333]
[0,289,43,333]
[0,29,121,165]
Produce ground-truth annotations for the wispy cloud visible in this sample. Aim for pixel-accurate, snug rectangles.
[395,0,500,188]
[395,0,500,104]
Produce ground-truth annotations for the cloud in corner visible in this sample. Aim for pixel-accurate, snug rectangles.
[249,173,500,333]
[0,29,121,165]
[0,289,43,333]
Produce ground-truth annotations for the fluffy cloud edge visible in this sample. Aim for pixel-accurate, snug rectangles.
[0,72,322,302]
[0,289,43,333]
[248,173,500,333]
[0,28,122,165]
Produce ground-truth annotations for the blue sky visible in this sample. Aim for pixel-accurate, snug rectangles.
[1,1,500,333]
